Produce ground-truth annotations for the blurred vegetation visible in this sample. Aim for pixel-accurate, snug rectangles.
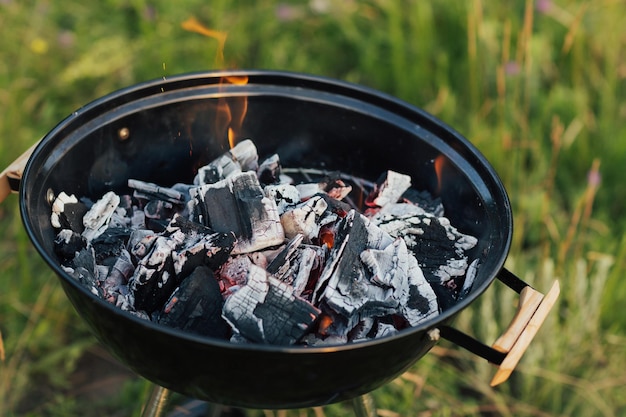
[1,0,625,416]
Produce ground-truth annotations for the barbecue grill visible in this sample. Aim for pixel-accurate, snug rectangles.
[0,70,559,416]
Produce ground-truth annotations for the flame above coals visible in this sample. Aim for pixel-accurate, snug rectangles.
[181,17,249,150]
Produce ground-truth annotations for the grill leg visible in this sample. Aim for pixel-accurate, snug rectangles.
[140,385,171,417]
[351,394,377,417]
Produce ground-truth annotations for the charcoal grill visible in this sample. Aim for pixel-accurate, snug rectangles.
[0,70,559,416]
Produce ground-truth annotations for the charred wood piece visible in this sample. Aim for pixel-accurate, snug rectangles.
[262,234,326,298]
[163,214,236,276]
[102,248,135,301]
[144,200,177,232]
[127,229,158,261]
[365,170,412,208]
[62,246,100,296]
[158,265,230,338]
[294,171,353,201]
[222,264,321,345]
[266,234,304,275]
[189,171,284,254]
[82,191,120,241]
[91,227,132,265]
[54,229,88,262]
[194,139,259,185]
[215,252,267,297]
[129,214,236,313]
[128,179,187,205]
[280,196,336,243]
[314,210,438,335]
[369,203,478,300]
[401,188,444,217]
[264,184,301,215]
[257,153,282,185]
[128,236,178,313]
[51,192,88,232]
[459,258,479,299]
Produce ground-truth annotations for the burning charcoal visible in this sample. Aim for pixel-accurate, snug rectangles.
[347,317,376,342]
[313,211,437,334]
[128,179,187,205]
[127,229,158,260]
[102,248,134,300]
[129,215,235,313]
[280,196,337,243]
[157,265,230,338]
[108,206,132,229]
[324,178,352,201]
[265,234,327,299]
[401,188,444,217]
[372,321,398,339]
[294,172,351,201]
[274,244,327,298]
[295,182,324,201]
[144,200,177,232]
[257,153,281,185]
[91,227,132,265]
[50,192,88,232]
[266,234,304,275]
[314,193,352,217]
[118,194,134,210]
[194,139,259,185]
[163,214,236,276]
[189,171,284,254]
[54,229,87,262]
[369,203,478,301]
[63,247,100,296]
[365,170,412,208]
[313,210,392,311]
[222,264,321,345]
[128,236,178,313]
[459,259,479,300]
[216,255,254,296]
[400,251,439,326]
[264,184,301,215]
[82,191,121,241]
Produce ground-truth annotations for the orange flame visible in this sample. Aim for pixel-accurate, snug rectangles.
[434,155,446,193]
[218,76,249,149]
[182,18,249,149]
[181,17,227,65]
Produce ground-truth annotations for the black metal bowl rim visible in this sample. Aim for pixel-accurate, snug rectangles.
[20,69,513,354]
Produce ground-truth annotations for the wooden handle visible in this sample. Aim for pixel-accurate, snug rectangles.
[490,280,560,386]
[0,141,39,204]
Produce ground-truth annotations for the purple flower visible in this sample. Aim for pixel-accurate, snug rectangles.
[536,0,552,14]
[275,4,301,21]
[505,61,521,76]
[57,30,75,49]
[587,169,601,187]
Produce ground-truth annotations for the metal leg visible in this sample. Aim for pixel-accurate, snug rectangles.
[351,394,377,417]
[140,385,171,417]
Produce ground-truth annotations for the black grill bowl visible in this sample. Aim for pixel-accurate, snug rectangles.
[19,70,512,409]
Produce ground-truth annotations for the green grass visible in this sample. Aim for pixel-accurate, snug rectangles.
[1,0,626,416]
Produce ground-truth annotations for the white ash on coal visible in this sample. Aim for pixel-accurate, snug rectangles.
[368,202,478,309]
[50,138,478,346]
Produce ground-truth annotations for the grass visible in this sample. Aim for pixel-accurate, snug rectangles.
[1,0,626,416]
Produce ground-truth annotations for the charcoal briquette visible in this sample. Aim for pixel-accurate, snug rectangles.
[157,265,230,338]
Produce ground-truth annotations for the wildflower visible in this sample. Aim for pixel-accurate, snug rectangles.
[536,0,552,14]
